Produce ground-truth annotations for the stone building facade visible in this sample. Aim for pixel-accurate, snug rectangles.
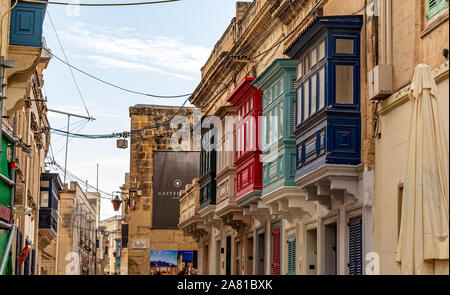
[125,105,198,275]
[178,0,449,275]
[56,182,99,275]
[1,0,52,275]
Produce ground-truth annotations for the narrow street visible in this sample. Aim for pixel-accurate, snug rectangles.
[0,0,449,287]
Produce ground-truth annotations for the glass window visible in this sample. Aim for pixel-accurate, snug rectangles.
[318,40,326,61]
[249,119,253,151]
[280,79,284,94]
[272,108,276,143]
[241,126,244,154]
[336,39,354,54]
[279,102,284,138]
[335,65,354,104]
[297,61,303,80]
[310,48,317,68]
[304,80,310,121]
[297,87,302,124]
[40,181,50,188]
[305,55,310,73]
[319,67,325,109]
[40,191,49,207]
[311,74,317,115]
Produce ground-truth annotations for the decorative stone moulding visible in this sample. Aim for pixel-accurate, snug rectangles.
[295,164,364,210]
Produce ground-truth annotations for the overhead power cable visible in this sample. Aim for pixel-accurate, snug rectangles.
[47,161,114,199]
[43,48,192,99]
[48,76,233,140]
[47,10,91,117]
[23,0,180,6]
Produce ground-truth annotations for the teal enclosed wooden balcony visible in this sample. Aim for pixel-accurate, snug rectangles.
[252,59,298,197]
[9,0,48,47]
[252,59,314,219]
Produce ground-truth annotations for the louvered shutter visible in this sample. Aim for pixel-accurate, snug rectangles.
[287,236,296,275]
[427,0,449,19]
[348,215,363,275]
[272,227,281,275]
[291,100,296,133]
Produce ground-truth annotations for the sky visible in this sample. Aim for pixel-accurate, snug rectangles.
[42,0,237,220]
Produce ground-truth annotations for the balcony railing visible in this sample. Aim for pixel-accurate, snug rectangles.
[179,179,200,225]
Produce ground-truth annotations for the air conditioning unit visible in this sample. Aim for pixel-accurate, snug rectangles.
[368,65,394,100]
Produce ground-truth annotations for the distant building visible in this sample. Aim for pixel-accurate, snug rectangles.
[56,182,99,275]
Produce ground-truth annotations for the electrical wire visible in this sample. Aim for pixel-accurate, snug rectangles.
[47,10,91,117]
[23,0,180,6]
[47,71,235,140]
[43,48,192,99]
[52,120,90,156]
[47,161,114,199]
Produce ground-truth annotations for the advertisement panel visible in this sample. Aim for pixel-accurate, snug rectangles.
[150,250,198,275]
[152,151,200,228]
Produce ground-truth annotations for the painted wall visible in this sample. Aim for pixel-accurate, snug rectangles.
[374,66,449,274]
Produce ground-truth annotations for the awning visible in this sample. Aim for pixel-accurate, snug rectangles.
[396,64,449,275]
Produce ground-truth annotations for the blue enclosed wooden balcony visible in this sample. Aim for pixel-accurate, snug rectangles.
[284,15,364,209]
[284,16,363,179]
[9,0,48,47]
[38,173,62,248]
[38,207,57,234]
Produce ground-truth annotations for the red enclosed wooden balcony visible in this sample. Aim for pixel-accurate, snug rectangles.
[227,77,263,207]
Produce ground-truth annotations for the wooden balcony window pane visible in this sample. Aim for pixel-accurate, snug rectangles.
[319,67,325,109]
[311,74,317,115]
[335,65,354,104]
[279,102,283,138]
[40,191,49,207]
[304,80,310,121]
[297,87,302,124]
[297,61,303,80]
[336,39,354,54]
[318,40,326,61]
[310,48,317,67]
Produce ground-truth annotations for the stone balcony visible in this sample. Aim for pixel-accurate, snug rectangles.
[178,179,209,241]
[215,166,251,231]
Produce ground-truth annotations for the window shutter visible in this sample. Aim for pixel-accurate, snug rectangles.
[291,99,296,133]
[287,236,296,275]
[31,249,36,275]
[348,215,363,275]
[272,227,281,275]
[427,0,449,20]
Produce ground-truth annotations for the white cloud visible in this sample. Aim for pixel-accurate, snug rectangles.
[54,21,209,78]
[80,55,196,81]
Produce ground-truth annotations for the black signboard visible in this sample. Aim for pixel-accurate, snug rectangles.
[152,151,200,229]
[121,224,129,248]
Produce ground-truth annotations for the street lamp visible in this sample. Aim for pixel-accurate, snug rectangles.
[111,191,133,212]
[111,193,122,212]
